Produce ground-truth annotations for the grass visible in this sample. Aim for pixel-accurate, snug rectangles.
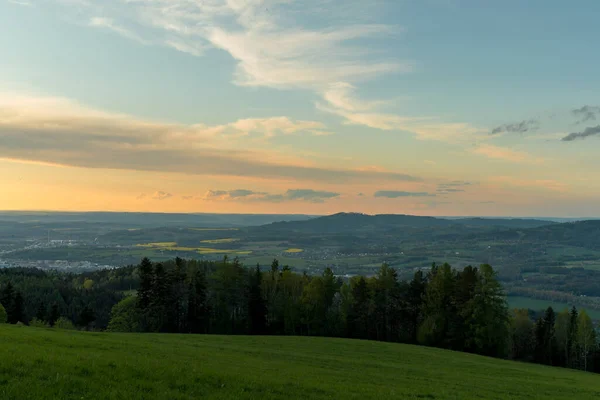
[1,326,599,400]
[507,296,600,320]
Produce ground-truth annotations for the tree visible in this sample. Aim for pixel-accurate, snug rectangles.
[510,309,534,361]
[35,303,46,322]
[347,276,371,339]
[11,292,25,324]
[1,282,14,322]
[148,263,171,332]
[247,265,267,334]
[555,308,571,367]
[78,306,96,330]
[107,297,141,332]
[535,307,557,365]
[48,303,60,327]
[0,303,7,324]
[576,310,597,371]
[137,258,154,311]
[187,269,209,333]
[465,264,509,357]
[568,306,579,368]
[83,279,94,290]
[419,263,456,347]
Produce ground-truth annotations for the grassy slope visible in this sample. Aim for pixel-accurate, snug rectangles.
[1,326,599,400]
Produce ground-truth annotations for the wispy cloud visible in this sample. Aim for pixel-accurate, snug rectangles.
[472,144,543,164]
[489,176,568,193]
[8,0,32,6]
[561,125,600,142]
[436,181,470,194]
[202,188,340,203]
[318,82,482,142]
[490,119,539,135]
[572,105,600,124]
[0,92,420,183]
[89,17,150,45]
[151,191,173,200]
[374,190,435,198]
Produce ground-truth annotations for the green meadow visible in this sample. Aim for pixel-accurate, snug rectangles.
[1,325,599,400]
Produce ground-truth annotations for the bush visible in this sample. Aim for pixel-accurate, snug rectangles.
[29,318,49,328]
[0,303,6,324]
[107,296,141,332]
[54,317,76,330]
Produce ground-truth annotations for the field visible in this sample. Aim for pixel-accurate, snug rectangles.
[507,296,600,320]
[1,326,599,400]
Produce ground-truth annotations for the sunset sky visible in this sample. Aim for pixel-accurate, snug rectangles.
[1,0,600,216]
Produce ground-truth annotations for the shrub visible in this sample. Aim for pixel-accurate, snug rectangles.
[54,317,76,330]
[29,318,49,328]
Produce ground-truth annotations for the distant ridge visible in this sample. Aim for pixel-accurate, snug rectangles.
[254,212,555,233]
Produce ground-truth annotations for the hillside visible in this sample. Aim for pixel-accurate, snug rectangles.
[1,326,598,400]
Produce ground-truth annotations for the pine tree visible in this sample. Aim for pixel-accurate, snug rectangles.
[247,265,266,334]
[0,282,15,321]
[48,303,60,327]
[137,257,154,311]
[78,306,96,330]
[11,292,25,324]
[149,263,171,332]
[187,269,209,333]
[36,303,47,322]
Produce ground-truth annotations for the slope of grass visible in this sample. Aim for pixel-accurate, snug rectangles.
[1,325,599,400]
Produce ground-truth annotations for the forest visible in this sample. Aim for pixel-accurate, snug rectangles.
[0,256,598,374]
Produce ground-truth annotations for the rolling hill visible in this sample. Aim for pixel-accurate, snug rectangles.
[1,325,598,400]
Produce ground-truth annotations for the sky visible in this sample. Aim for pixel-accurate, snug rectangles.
[1,0,600,217]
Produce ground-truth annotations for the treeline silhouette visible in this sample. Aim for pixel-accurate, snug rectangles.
[1,257,598,373]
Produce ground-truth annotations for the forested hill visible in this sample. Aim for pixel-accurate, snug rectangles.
[251,212,555,234]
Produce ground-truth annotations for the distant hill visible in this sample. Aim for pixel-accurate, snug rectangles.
[251,212,555,234]
[476,219,600,249]
[1,326,598,400]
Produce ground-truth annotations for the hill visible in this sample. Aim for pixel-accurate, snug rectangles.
[1,325,598,400]
[253,212,555,234]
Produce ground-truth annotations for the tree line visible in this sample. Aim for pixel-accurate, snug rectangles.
[106,257,599,373]
[1,257,598,373]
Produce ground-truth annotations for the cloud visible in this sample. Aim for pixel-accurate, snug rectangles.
[472,144,543,164]
[8,0,31,6]
[318,82,482,141]
[572,105,600,124]
[230,117,329,137]
[284,189,340,202]
[436,180,471,194]
[561,125,600,142]
[48,1,407,90]
[374,190,436,198]
[89,17,150,45]
[490,119,539,135]
[151,191,173,200]
[0,93,421,183]
[202,188,340,203]
[489,176,568,192]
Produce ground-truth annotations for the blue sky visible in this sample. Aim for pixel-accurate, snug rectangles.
[1,0,599,216]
